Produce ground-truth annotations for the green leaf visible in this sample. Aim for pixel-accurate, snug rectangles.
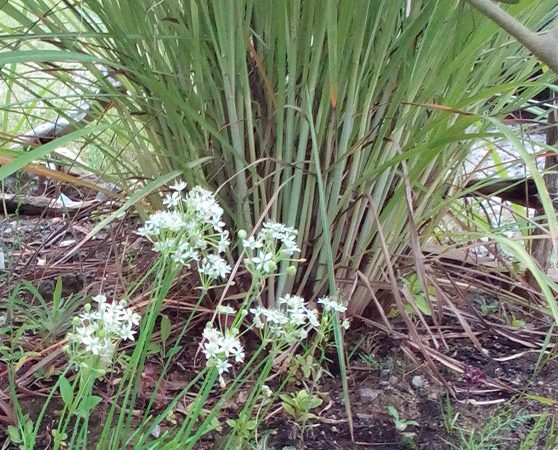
[53,276,63,307]
[308,396,323,409]
[58,376,73,406]
[146,342,162,355]
[0,50,104,65]
[75,395,102,418]
[387,405,399,420]
[414,294,432,316]
[525,394,556,406]
[0,125,109,181]
[7,425,22,444]
[160,314,172,345]
[281,402,296,419]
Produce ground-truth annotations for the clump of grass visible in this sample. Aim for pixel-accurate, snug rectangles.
[2,0,558,316]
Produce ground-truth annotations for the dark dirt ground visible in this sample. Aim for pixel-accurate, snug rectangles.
[1,183,557,450]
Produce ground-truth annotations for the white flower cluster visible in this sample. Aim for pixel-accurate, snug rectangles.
[250,294,319,344]
[318,296,351,329]
[137,181,231,283]
[242,221,300,277]
[317,296,347,313]
[66,295,141,365]
[201,324,245,375]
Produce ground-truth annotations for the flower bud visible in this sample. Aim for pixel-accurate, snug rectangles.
[237,229,247,240]
[262,384,273,397]
[287,266,297,276]
[219,375,227,389]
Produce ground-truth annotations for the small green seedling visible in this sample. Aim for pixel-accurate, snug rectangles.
[280,389,323,423]
[388,405,419,432]
[280,389,323,440]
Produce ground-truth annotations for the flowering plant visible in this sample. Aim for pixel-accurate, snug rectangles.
[137,182,231,287]
[241,221,300,278]
[250,294,319,344]
[65,294,141,372]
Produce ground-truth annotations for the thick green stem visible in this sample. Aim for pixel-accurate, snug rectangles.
[464,0,558,73]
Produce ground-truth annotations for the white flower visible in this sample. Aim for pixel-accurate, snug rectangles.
[170,180,187,192]
[281,238,300,256]
[203,325,222,342]
[250,306,266,328]
[120,308,141,327]
[92,294,107,304]
[100,340,117,364]
[184,187,224,230]
[341,319,351,330]
[250,294,318,342]
[79,309,97,322]
[65,294,142,370]
[119,325,136,341]
[75,325,94,340]
[83,335,102,355]
[147,211,185,233]
[154,239,176,254]
[306,309,320,327]
[249,252,275,273]
[199,255,231,280]
[232,346,245,363]
[220,335,240,357]
[242,236,263,250]
[318,296,347,313]
[217,232,230,253]
[201,324,245,376]
[215,359,232,374]
[244,222,300,279]
[136,223,155,237]
[217,305,236,315]
[262,221,298,243]
[202,341,221,359]
[280,294,304,310]
[163,191,181,209]
[172,241,199,266]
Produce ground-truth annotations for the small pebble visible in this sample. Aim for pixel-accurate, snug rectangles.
[411,375,424,388]
[357,387,383,402]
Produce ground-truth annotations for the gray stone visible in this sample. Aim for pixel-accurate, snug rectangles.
[357,387,383,402]
[411,375,424,388]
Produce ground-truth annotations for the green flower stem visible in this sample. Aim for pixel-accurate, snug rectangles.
[183,346,269,450]
[176,368,219,446]
[98,257,177,449]
[54,367,96,450]
[143,286,207,419]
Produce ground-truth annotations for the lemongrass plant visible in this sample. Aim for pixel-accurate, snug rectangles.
[7,182,346,449]
[2,1,558,315]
